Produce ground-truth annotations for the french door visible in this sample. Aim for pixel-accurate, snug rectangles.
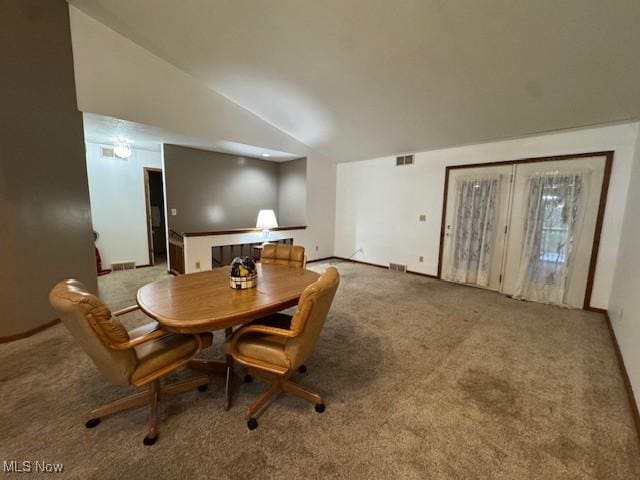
[441,165,512,291]
[440,153,610,308]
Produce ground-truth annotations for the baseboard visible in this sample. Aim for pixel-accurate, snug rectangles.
[333,256,387,269]
[136,264,152,269]
[602,310,640,442]
[407,269,439,279]
[585,306,607,314]
[307,256,338,264]
[0,318,60,344]
[333,257,439,278]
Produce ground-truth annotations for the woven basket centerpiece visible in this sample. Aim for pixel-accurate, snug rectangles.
[229,256,258,290]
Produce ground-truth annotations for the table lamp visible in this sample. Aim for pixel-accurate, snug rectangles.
[256,209,278,242]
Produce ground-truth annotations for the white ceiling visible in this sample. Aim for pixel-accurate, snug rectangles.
[70,0,640,162]
[82,112,300,161]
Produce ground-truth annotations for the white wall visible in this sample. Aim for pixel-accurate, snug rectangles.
[86,142,162,267]
[299,152,336,260]
[183,229,306,274]
[278,158,307,226]
[609,128,640,406]
[335,122,640,310]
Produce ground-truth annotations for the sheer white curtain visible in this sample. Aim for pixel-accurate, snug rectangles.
[447,175,500,286]
[512,172,590,306]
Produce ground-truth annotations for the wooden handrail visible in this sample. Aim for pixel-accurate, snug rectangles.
[169,229,184,241]
[168,231,185,274]
[182,225,307,238]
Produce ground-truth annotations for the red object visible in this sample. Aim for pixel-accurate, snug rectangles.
[96,247,111,276]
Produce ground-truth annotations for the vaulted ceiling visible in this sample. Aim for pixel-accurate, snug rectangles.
[70,0,640,162]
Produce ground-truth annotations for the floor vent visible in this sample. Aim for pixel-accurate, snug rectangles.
[111,261,136,271]
[389,262,407,273]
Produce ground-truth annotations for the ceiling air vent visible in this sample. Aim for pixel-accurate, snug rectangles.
[395,154,414,166]
[389,262,407,273]
[101,146,114,158]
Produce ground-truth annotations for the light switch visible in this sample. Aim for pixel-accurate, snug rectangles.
[171,208,177,216]
[419,214,426,222]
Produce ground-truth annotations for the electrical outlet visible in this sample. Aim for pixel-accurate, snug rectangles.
[419,214,426,222]
[171,208,177,216]
[195,261,200,269]
[419,256,424,262]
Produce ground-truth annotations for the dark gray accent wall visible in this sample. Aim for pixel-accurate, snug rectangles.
[278,158,307,226]
[164,145,281,232]
[0,0,97,337]
[163,145,307,233]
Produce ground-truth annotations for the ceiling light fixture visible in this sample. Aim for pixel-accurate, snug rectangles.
[261,153,271,157]
[113,137,131,159]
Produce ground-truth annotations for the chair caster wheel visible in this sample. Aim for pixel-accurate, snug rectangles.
[197,384,209,392]
[315,403,325,413]
[143,434,158,446]
[85,418,101,428]
[298,365,307,373]
[247,418,258,430]
[244,374,253,383]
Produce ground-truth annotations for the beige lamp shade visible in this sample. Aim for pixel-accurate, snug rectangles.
[256,209,278,230]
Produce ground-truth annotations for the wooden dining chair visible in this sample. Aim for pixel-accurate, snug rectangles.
[225,267,339,429]
[49,279,213,446]
[260,243,307,268]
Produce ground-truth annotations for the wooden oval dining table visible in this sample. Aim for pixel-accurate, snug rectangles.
[136,263,320,409]
[137,263,320,333]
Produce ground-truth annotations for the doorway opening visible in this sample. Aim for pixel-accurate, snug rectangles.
[438,151,613,309]
[144,168,166,266]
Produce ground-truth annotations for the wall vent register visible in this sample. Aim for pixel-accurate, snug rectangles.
[389,262,407,272]
[396,155,414,166]
[100,146,114,158]
[111,261,136,271]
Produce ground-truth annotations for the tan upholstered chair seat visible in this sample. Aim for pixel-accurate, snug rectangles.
[225,333,290,369]
[132,332,213,384]
[261,244,306,268]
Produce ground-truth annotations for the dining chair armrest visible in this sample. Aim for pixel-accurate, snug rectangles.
[235,324,298,340]
[110,327,170,350]
[112,305,141,316]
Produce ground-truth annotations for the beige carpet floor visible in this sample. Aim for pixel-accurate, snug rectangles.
[1,261,639,479]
